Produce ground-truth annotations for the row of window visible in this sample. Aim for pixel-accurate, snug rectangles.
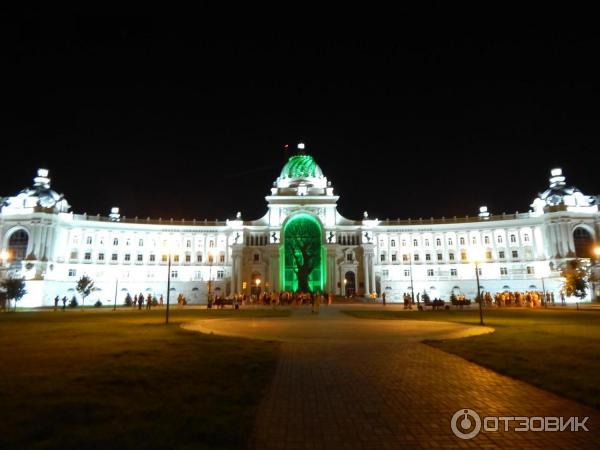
[68,269,226,279]
[380,266,535,278]
[72,251,225,263]
[73,237,219,248]
[383,233,531,248]
[380,249,522,262]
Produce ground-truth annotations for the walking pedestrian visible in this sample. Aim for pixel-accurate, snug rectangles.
[61,296,67,310]
[54,295,60,311]
[382,292,386,307]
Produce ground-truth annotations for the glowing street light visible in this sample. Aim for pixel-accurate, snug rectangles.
[0,249,9,261]
[470,247,485,326]
[207,251,214,302]
[165,251,173,324]
[343,278,347,297]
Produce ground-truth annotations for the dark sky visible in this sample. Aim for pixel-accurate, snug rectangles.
[4,9,599,222]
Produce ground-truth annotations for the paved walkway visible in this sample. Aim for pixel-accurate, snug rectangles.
[184,306,600,449]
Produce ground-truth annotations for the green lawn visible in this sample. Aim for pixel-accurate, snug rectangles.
[0,308,289,450]
[343,308,600,409]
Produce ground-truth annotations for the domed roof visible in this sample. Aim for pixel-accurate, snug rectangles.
[1,169,70,214]
[530,168,596,216]
[280,154,324,179]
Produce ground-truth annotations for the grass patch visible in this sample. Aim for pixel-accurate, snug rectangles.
[343,308,600,409]
[0,308,288,450]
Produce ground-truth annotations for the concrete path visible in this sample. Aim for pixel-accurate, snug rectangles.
[184,306,600,449]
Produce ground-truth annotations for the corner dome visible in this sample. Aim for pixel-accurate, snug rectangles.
[0,169,71,214]
[530,168,597,216]
[280,154,324,179]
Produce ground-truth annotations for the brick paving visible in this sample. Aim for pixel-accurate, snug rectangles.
[186,306,600,448]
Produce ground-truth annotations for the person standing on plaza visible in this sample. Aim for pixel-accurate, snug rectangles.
[61,296,67,311]
[54,295,60,311]
[382,292,386,307]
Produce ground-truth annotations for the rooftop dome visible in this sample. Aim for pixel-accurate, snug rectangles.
[1,169,71,214]
[530,168,597,216]
[280,154,324,179]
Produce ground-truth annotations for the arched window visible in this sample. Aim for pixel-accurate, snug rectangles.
[8,229,29,260]
[573,227,594,258]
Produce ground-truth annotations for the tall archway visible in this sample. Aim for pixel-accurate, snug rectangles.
[281,214,325,292]
[7,229,29,260]
[573,227,594,258]
[344,271,356,297]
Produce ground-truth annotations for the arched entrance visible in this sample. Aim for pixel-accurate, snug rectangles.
[7,229,29,260]
[573,227,594,257]
[344,271,356,297]
[250,272,262,297]
[281,214,325,292]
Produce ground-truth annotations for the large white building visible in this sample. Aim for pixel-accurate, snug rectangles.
[1,147,599,307]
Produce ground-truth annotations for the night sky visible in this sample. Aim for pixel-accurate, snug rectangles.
[4,10,599,222]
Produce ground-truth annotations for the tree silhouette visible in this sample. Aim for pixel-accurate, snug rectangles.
[1,277,27,311]
[76,275,95,309]
[561,259,588,299]
[285,218,321,292]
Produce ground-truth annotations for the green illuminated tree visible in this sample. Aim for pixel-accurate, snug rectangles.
[286,218,321,292]
[561,259,588,299]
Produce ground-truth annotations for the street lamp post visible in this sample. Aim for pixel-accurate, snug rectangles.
[592,247,600,302]
[113,278,118,312]
[207,252,214,303]
[165,252,172,324]
[470,247,484,326]
[409,251,415,305]
[343,278,347,297]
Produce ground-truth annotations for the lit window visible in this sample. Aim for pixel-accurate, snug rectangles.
[220,254,225,263]
[217,270,225,279]
[194,271,202,280]
[113,238,119,246]
[497,236,503,244]
[472,237,476,245]
[347,253,353,261]
[460,251,467,261]
[171,270,178,279]
[499,251,505,259]
[391,240,396,247]
[124,254,130,261]
[485,251,492,260]
[84,252,91,260]
[424,239,429,246]
[149,254,155,262]
[523,234,530,242]
[510,234,516,243]
[197,253,203,263]
[460,237,465,246]
[527,266,535,274]
[68,269,76,277]
[209,240,215,248]
[162,255,168,262]
[425,253,431,261]
[112,253,118,261]
[186,240,191,248]
[449,252,455,261]
[437,253,443,261]
[414,254,419,262]
[427,269,434,276]
[512,250,518,258]
[98,253,104,261]
[477,268,482,276]
[401,240,406,247]
[448,238,453,246]
[436,238,441,246]
[391,253,397,262]
[70,250,78,259]
[382,269,389,278]
[139,239,144,247]
[137,254,143,262]
[500,267,508,275]
[402,254,408,262]
[208,254,214,263]
[380,253,386,262]
[185,254,191,263]
[450,268,457,276]
[86,236,92,245]
[404,269,410,277]
[484,236,490,244]
[174,255,180,263]
[413,239,418,247]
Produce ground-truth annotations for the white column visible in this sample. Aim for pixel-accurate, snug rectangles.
[363,253,370,295]
[370,254,376,296]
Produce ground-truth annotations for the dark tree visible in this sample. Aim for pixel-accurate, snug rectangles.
[1,277,27,311]
[561,259,588,299]
[76,275,95,308]
[286,219,321,292]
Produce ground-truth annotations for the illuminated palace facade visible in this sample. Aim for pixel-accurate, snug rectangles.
[1,148,599,307]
